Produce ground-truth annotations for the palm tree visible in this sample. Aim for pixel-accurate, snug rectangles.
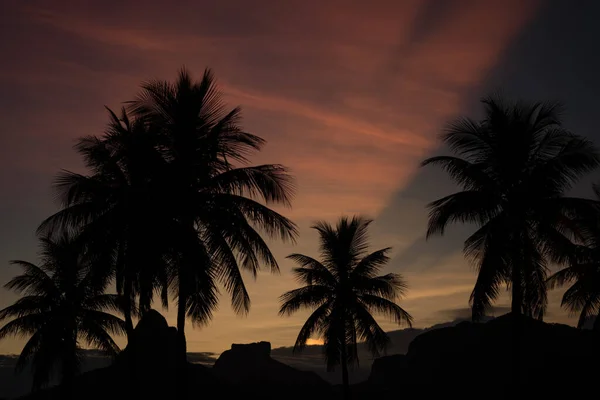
[422,95,599,384]
[0,234,126,392]
[279,216,412,399]
[548,185,600,330]
[126,68,298,352]
[38,107,171,340]
[422,95,599,320]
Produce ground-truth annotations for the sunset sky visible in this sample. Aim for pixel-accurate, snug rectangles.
[1,0,599,355]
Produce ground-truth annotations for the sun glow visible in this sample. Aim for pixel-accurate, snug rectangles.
[305,338,324,346]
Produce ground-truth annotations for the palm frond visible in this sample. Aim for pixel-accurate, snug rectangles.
[469,236,510,321]
[351,248,391,278]
[287,254,336,286]
[80,321,122,355]
[421,156,495,191]
[205,194,298,243]
[353,273,408,300]
[292,302,331,353]
[0,296,48,320]
[15,330,43,373]
[529,131,599,193]
[5,261,57,297]
[358,294,413,326]
[439,117,492,161]
[278,285,332,316]
[426,191,500,238]
[0,314,46,340]
[208,165,295,207]
[352,301,391,357]
[202,229,250,314]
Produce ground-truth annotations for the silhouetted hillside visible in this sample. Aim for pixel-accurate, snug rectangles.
[270,316,493,384]
[362,313,599,395]
[16,311,331,400]
[11,312,599,399]
[214,341,327,386]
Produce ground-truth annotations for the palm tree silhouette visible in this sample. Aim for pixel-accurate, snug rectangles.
[279,216,412,400]
[126,68,298,355]
[0,234,126,392]
[422,95,599,383]
[38,107,171,340]
[548,184,600,330]
[422,95,599,320]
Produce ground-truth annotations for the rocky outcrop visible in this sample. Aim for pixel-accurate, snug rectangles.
[366,313,600,388]
[19,314,332,400]
[213,341,328,387]
[367,354,407,385]
[20,310,216,400]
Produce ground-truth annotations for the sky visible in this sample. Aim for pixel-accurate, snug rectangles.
[1,0,600,356]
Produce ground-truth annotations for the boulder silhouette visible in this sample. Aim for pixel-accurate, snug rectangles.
[367,354,407,385]
[366,313,600,391]
[18,310,215,400]
[213,341,333,399]
[113,309,182,399]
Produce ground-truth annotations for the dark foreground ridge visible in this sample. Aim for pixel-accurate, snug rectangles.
[19,310,331,400]
[19,311,600,399]
[359,313,600,397]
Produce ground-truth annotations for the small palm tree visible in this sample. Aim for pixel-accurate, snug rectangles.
[548,185,600,330]
[279,216,412,399]
[422,95,599,320]
[0,234,126,392]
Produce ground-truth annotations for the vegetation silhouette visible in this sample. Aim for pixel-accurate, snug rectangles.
[32,67,298,399]
[421,94,600,383]
[124,68,298,351]
[38,68,298,354]
[548,183,600,330]
[38,107,169,341]
[279,216,412,399]
[0,234,125,392]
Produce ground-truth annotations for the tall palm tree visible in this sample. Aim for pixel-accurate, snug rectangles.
[548,185,600,330]
[38,107,171,340]
[279,216,412,400]
[0,234,126,392]
[422,95,599,320]
[126,68,298,351]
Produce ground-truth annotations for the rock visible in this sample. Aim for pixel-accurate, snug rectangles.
[18,310,215,400]
[214,341,330,388]
[114,310,181,399]
[368,354,407,385]
[230,341,271,358]
[366,313,600,389]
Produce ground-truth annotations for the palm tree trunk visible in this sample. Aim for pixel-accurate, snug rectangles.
[176,265,188,400]
[123,279,135,341]
[594,311,600,332]
[61,339,77,400]
[340,336,350,400]
[511,259,522,386]
[177,264,188,358]
[117,242,134,341]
